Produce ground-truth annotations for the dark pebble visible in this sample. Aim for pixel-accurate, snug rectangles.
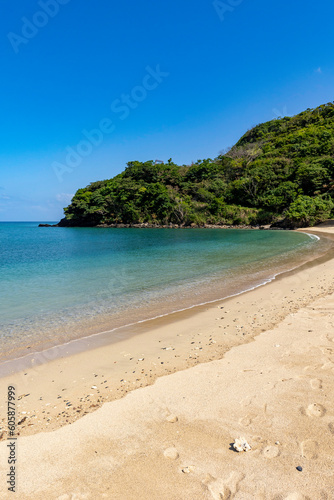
[296,466,303,472]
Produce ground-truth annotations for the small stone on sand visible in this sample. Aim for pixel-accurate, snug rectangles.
[166,414,178,423]
[181,466,195,473]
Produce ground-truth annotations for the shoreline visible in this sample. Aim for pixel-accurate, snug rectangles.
[41,222,275,229]
[0,227,333,441]
[0,229,329,372]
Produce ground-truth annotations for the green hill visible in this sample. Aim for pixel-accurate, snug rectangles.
[59,102,334,228]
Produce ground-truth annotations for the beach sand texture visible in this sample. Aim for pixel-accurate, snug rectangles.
[0,226,333,499]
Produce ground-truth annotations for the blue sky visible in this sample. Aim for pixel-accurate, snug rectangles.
[0,0,333,221]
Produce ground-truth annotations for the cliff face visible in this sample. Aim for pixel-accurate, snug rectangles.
[59,103,334,228]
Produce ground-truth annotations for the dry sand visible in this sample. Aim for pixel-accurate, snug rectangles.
[0,226,333,499]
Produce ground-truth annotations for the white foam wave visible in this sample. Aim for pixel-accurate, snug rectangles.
[303,232,321,241]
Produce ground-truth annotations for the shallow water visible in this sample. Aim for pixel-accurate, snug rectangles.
[0,222,329,361]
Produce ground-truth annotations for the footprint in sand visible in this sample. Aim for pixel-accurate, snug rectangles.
[204,471,245,500]
[305,403,326,417]
[321,362,334,371]
[328,422,334,434]
[321,347,334,355]
[262,445,280,458]
[301,440,318,459]
[163,447,179,460]
[238,416,252,427]
[310,378,322,389]
[281,494,310,500]
[207,481,232,500]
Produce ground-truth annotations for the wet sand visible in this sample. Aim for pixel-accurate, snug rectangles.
[0,225,333,499]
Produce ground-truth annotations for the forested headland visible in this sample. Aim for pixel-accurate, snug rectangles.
[58,102,334,229]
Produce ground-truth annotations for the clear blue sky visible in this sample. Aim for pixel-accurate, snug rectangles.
[0,0,333,221]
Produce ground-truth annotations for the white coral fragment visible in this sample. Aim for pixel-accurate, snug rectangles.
[233,437,251,452]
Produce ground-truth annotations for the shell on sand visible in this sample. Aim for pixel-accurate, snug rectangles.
[233,437,251,452]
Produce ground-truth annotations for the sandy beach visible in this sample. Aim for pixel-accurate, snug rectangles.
[0,226,334,499]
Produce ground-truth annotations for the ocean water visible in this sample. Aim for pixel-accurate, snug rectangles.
[0,222,329,361]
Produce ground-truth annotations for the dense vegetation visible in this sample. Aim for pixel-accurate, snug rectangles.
[60,103,334,228]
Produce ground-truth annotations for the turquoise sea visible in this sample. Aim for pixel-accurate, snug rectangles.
[0,222,329,362]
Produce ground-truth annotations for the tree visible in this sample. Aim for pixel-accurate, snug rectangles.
[285,195,333,227]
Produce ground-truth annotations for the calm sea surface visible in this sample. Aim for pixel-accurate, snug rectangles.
[0,222,329,361]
